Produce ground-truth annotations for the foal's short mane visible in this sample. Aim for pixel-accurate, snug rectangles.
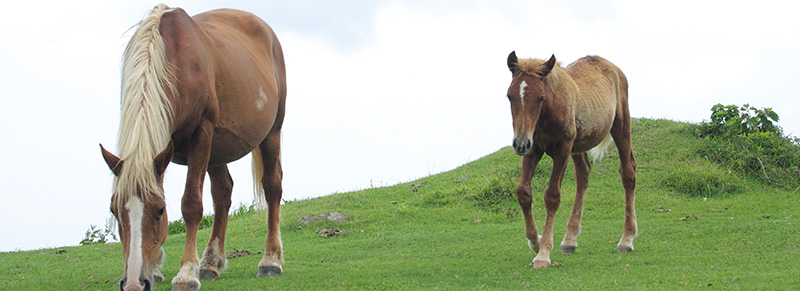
[113,4,177,211]
[514,58,567,89]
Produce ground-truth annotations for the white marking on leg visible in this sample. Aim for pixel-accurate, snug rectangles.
[125,197,144,287]
[256,87,268,110]
[171,261,201,288]
[201,237,227,271]
[527,235,542,252]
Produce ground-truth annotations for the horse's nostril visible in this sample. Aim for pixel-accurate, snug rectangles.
[119,279,125,291]
[142,279,152,291]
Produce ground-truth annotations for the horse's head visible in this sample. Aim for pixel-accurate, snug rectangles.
[100,142,173,291]
[506,51,557,156]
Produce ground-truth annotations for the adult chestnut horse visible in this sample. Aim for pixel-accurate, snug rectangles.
[505,52,637,268]
[100,5,286,290]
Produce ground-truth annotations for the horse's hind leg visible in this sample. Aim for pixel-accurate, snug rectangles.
[256,130,284,277]
[611,119,637,252]
[199,165,233,280]
[561,153,591,254]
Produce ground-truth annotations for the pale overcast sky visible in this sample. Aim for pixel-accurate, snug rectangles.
[1,0,797,252]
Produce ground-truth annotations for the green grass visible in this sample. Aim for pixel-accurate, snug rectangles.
[2,118,799,290]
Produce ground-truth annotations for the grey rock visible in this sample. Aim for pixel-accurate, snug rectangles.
[297,212,348,224]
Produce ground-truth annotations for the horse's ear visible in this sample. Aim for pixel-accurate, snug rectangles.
[507,51,519,73]
[100,144,123,176]
[153,140,174,177]
[540,54,557,77]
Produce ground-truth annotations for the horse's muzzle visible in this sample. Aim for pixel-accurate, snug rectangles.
[512,137,532,156]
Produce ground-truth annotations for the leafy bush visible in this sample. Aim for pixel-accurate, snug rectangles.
[697,104,800,188]
[168,215,214,235]
[166,203,258,235]
[80,220,117,245]
[700,103,781,137]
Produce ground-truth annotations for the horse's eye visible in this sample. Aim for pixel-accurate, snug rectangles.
[110,208,117,217]
[506,94,512,100]
[538,96,545,103]
[156,207,165,218]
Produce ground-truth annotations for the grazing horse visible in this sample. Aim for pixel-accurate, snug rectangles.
[100,4,286,290]
[504,52,637,268]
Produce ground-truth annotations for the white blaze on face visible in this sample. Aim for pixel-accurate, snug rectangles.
[519,81,528,132]
[125,197,145,286]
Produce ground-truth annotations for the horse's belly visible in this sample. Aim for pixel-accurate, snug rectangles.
[207,108,276,166]
[573,110,614,153]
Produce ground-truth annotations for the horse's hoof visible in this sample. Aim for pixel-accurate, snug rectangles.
[171,281,199,291]
[561,245,576,254]
[527,236,542,252]
[617,245,634,253]
[256,266,282,277]
[198,268,219,280]
[533,260,550,268]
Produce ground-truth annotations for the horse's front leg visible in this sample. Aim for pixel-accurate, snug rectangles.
[172,121,214,291]
[533,148,570,268]
[516,150,543,253]
[199,165,233,280]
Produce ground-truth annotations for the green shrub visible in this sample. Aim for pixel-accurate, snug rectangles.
[700,103,781,137]
[79,223,117,245]
[168,215,214,235]
[697,104,800,188]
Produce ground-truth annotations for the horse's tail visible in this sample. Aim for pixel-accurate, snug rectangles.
[251,147,267,208]
[588,133,613,163]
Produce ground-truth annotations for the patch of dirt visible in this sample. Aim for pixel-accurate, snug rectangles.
[316,228,363,238]
[226,248,259,259]
[411,181,429,192]
[297,212,348,224]
[317,228,342,238]
[55,249,67,254]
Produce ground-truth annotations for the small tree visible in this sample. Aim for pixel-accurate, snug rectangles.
[702,103,781,137]
[79,218,117,245]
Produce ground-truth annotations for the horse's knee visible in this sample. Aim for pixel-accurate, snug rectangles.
[516,184,533,205]
[182,197,204,222]
[544,189,561,211]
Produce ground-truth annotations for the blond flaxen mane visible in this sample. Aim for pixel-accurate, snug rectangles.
[113,4,177,210]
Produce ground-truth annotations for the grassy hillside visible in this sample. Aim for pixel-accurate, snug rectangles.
[2,119,799,290]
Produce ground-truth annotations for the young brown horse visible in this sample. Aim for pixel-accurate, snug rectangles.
[505,52,637,268]
[100,5,286,290]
